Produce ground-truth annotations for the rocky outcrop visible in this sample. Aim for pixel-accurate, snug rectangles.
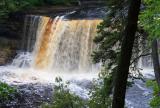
[0,14,23,65]
[0,47,16,65]
[78,0,106,7]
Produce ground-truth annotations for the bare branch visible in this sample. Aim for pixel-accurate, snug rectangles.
[130,53,151,65]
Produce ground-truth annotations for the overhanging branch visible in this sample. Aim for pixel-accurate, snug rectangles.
[130,53,151,65]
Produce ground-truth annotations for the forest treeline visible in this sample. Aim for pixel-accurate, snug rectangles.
[0,0,78,19]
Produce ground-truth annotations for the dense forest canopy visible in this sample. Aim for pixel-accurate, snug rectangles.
[140,0,160,39]
[0,0,78,19]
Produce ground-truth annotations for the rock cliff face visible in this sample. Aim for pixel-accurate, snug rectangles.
[79,0,106,6]
[0,11,26,65]
[0,1,106,65]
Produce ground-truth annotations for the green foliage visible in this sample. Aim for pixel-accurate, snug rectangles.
[0,0,78,21]
[150,97,160,108]
[92,2,130,97]
[0,82,17,103]
[92,0,145,74]
[1,0,46,10]
[92,0,146,83]
[146,80,160,108]
[88,67,112,108]
[139,0,160,39]
[92,7,125,88]
[41,77,86,108]
[0,0,43,19]
[41,71,113,108]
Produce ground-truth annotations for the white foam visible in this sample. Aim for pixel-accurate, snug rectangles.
[0,65,98,85]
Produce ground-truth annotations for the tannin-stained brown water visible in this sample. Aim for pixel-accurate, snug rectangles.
[21,15,102,72]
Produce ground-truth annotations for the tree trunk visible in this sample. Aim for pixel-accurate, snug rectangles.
[151,39,160,86]
[112,0,141,108]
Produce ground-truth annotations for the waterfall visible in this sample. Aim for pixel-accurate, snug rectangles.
[21,15,40,52]
[14,15,102,72]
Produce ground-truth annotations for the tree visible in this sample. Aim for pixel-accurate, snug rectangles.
[151,39,160,86]
[92,0,146,87]
[92,2,129,106]
[112,0,141,108]
[140,0,160,86]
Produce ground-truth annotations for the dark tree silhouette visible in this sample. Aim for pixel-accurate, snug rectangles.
[112,0,141,108]
[152,39,160,86]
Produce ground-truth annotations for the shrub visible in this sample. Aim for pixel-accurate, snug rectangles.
[88,68,112,108]
[41,77,86,108]
[0,82,17,103]
[41,67,113,108]
[146,80,160,108]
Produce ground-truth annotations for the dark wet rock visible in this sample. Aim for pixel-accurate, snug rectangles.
[0,83,54,108]
[31,77,38,81]
[0,48,17,65]
[0,16,23,65]
[65,7,108,19]
[74,0,106,8]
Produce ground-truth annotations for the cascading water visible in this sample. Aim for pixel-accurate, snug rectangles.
[0,14,102,84]
[14,15,102,73]
[21,15,40,52]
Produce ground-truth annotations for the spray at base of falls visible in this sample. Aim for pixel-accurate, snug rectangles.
[0,15,103,85]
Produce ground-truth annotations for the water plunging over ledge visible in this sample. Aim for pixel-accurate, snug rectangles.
[17,15,102,72]
[0,15,103,84]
